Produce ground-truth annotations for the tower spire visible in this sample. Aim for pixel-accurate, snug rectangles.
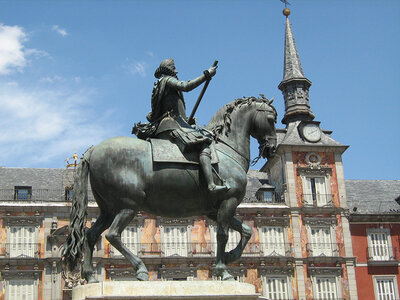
[279,8,315,125]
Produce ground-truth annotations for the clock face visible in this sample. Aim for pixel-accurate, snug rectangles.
[302,123,321,142]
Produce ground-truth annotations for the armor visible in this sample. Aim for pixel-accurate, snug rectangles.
[147,59,227,193]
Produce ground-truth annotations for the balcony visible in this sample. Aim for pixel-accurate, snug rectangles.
[106,242,292,258]
[302,194,333,207]
[0,188,95,202]
[367,246,398,266]
[306,243,344,258]
[0,243,40,258]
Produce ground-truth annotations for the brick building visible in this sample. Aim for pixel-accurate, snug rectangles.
[347,180,400,300]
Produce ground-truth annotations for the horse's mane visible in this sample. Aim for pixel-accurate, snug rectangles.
[207,95,276,137]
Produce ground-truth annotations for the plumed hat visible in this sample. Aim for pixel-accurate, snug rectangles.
[154,58,178,78]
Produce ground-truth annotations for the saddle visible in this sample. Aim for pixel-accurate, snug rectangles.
[149,138,219,165]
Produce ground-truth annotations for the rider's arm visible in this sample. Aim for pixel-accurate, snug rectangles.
[166,66,217,92]
[166,75,207,92]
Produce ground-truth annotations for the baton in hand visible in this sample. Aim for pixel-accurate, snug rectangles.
[188,60,218,125]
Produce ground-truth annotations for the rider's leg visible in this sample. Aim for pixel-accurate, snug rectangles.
[199,144,227,193]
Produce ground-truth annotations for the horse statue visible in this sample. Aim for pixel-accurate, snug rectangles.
[62,95,277,284]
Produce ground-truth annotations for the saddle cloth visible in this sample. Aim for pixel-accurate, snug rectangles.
[149,138,219,165]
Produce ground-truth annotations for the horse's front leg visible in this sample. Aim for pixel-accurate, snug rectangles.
[224,217,252,265]
[214,198,238,281]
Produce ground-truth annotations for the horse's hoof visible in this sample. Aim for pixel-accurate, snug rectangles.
[136,272,149,281]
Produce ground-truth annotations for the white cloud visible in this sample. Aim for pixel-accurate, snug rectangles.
[0,24,27,74]
[52,25,68,37]
[146,51,154,57]
[0,83,115,167]
[0,23,48,75]
[129,61,147,77]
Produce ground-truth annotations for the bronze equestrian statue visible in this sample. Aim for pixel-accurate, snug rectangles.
[62,59,277,284]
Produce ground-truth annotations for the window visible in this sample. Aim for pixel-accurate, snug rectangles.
[6,279,37,300]
[309,227,333,256]
[225,229,241,253]
[163,226,187,256]
[112,226,138,256]
[374,276,399,300]
[262,276,290,299]
[302,177,330,206]
[9,226,36,258]
[65,188,74,201]
[314,276,338,300]
[256,190,274,203]
[367,228,393,261]
[14,186,32,200]
[261,226,286,256]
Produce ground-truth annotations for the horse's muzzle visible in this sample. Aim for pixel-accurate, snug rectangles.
[259,139,277,159]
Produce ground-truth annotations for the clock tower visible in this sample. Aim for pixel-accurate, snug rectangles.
[261,8,359,299]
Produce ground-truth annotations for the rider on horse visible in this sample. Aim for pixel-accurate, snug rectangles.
[144,58,227,194]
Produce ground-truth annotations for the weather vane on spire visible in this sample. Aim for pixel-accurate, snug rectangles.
[280,0,291,16]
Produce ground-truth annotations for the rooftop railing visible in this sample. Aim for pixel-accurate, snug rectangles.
[0,188,95,202]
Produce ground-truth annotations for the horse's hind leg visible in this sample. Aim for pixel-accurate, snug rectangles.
[82,212,113,283]
[224,217,252,264]
[105,208,149,281]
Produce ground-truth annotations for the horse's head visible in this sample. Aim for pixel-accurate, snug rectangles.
[250,97,277,160]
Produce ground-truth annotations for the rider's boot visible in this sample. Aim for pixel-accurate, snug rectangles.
[199,145,228,193]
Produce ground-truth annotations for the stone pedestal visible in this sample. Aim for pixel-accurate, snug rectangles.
[72,281,260,300]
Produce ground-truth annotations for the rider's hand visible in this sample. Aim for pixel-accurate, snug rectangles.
[208,65,217,77]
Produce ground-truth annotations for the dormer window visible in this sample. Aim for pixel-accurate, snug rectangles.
[257,190,275,203]
[14,186,32,200]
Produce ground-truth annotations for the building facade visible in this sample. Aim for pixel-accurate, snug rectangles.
[1,9,399,300]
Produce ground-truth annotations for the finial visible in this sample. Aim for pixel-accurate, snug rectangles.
[283,8,291,17]
[280,0,291,16]
[66,151,79,169]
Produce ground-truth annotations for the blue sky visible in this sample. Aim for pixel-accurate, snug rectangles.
[0,0,399,180]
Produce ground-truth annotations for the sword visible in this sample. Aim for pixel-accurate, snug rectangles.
[188,60,218,125]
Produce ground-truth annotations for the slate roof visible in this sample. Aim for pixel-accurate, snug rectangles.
[346,180,400,214]
[243,170,274,203]
[276,122,346,148]
[0,167,64,190]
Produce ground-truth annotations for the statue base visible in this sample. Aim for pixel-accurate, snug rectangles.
[72,281,260,300]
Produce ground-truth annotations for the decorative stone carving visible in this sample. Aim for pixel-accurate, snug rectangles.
[258,265,294,276]
[308,266,342,276]
[160,266,196,279]
[254,216,290,227]
[303,217,337,226]
[297,165,332,176]
[3,215,42,226]
[305,152,321,167]
[1,269,42,279]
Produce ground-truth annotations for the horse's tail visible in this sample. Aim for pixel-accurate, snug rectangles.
[62,146,94,272]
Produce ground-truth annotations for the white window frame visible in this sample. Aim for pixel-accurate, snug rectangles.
[260,226,286,256]
[373,275,399,300]
[262,275,292,299]
[308,225,336,256]
[367,228,394,261]
[161,225,189,256]
[111,225,140,257]
[6,278,38,300]
[301,174,331,206]
[312,275,341,300]
[7,225,37,258]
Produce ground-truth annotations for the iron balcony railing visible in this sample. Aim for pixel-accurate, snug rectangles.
[0,188,95,202]
[106,242,293,258]
[0,243,40,258]
[367,246,397,262]
[306,243,344,257]
[302,194,333,207]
